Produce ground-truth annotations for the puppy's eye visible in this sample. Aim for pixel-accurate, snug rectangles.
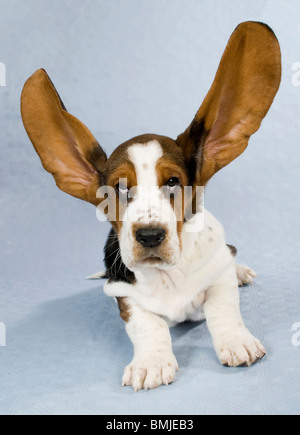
[116,183,129,196]
[166,177,180,191]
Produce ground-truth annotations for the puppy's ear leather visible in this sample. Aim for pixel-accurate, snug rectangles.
[21,69,107,205]
[177,22,281,185]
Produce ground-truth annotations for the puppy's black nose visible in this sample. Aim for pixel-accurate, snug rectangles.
[136,228,166,248]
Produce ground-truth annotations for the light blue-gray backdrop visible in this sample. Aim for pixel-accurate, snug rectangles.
[0,0,299,415]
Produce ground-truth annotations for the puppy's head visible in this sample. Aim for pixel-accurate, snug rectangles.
[21,22,281,272]
[103,134,189,270]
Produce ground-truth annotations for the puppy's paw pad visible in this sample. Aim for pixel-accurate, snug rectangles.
[217,333,266,367]
[122,353,178,391]
[236,264,257,287]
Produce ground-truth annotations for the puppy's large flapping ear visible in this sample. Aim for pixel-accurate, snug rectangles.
[177,22,281,185]
[21,69,107,206]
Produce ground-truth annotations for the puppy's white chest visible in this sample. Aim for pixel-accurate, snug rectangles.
[133,267,207,325]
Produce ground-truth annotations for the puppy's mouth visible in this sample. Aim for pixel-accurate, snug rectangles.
[136,250,176,269]
[141,254,164,265]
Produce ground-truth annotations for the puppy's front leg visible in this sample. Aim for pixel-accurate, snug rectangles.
[119,297,178,391]
[204,265,266,367]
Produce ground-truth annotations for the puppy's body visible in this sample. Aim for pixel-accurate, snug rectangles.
[21,22,281,391]
[103,181,261,391]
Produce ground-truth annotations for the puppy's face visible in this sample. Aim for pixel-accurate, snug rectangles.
[104,135,189,270]
[21,22,281,273]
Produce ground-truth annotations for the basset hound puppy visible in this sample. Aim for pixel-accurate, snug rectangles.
[21,21,281,391]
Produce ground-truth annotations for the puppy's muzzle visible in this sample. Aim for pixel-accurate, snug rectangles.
[136,227,166,248]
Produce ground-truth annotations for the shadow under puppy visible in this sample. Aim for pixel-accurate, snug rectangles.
[21,22,281,391]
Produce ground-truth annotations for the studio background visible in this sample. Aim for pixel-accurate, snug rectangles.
[0,0,299,415]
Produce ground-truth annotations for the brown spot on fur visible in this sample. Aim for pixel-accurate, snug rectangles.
[117,297,131,322]
[155,144,188,247]
[105,158,137,234]
[227,244,237,257]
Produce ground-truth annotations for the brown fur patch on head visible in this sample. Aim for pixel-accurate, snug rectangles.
[104,144,137,233]
[154,137,190,243]
[156,160,187,221]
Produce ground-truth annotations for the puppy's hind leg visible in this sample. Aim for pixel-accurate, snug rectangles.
[236,264,257,287]
[227,244,257,287]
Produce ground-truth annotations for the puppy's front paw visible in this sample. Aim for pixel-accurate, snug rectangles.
[216,332,266,367]
[122,352,179,392]
[236,264,257,287]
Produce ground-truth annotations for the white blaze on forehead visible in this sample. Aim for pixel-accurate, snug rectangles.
[125,139,176,226]
[127,140,163,187]
[120,140,181,270]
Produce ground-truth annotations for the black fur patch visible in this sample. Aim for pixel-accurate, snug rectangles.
[104,228,136,284]
[188,118,209,184]
[189,118,208,150]
[86,144,107,174]
[227,244,237,257]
